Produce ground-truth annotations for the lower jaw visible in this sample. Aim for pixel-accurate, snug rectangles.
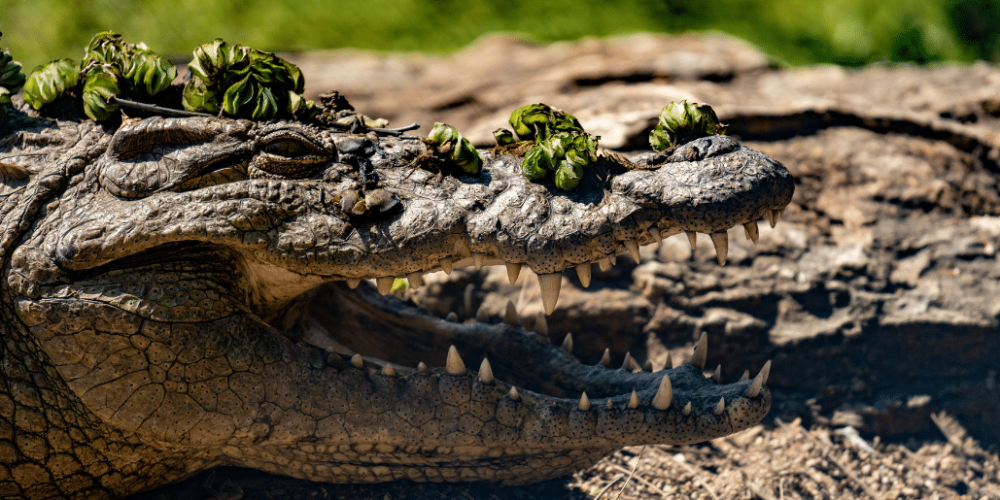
[233,447,611,484]
[286,281,770,432]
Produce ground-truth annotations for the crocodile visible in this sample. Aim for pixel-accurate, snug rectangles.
[0,96,792,499]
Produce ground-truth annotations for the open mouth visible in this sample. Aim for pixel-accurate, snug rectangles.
[18,119,786,484]
[284,254,773,450]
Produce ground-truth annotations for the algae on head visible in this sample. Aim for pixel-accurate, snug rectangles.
[649,100,727,152]
[20,31,314,122]
[0,32,26,116]
[497,103,600,191]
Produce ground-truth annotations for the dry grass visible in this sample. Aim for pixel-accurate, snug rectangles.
[569,415,1000,500]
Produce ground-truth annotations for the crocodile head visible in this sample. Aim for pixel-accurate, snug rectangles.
[0,111,792,498]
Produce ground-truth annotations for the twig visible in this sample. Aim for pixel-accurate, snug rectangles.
[775,418,882,500]
[614,446,645,500]
[593,475,623,500]
[672,453,721,500]
[834,426,877,454]
[368,123,420,136]
[743,471,777,500]
[110,96,211,117]
[930,411,971,455]
[604,462,671,497]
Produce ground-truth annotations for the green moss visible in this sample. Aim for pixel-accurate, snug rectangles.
[422,122,482,175]
[183,38,312,120]
[0,33,26,116]
[649,100,726,152]
[503,104,598,191]
[22,32,177,120]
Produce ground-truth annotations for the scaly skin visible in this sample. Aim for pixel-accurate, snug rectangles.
[0,103,792,499]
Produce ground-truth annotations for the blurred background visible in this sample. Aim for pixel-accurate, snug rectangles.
[4,0,1000,70]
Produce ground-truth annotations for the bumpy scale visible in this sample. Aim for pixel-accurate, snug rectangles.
[0,93,792,499]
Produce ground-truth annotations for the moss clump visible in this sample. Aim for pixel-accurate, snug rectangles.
[421,122,483,175]
[497,103,599,191]
[0,33,26,116]
[24,31,177,121]
[182,38,313,120]
[21,31,313,122]
[648,100,726,152]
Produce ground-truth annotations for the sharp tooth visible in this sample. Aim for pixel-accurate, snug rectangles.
[472,252,486,270]
[445,312,459,322]
[598,348,611,368]
[629,356,642,372]
[446,345,466,375]
[609,253,617,266]
[714,397,725,415]
[649,226,663,246]
[745,360,771,398]
[606,399,613,409]
[351,354,364,369]
[534,312,548,336]
[506,263,521,284]
[779,208,785,219]
[576,263,591,288]
[382,364,397,376]
[686,231,697,250]
[711,364,722,383]
[625,240,641,263]
[579,392,591,411]
[417,362,429,374]
[561,333,573,354]
[710,232,729,266]
[643,360,654,372]
[454,239,469,256]
[622,352,640,371]
[508,386,520,400]
[376,277,393,295]
[652,374,673,410]
[407,271,424,289]
[743,220,759,244]
[478,358,494,383]
[503,300,519,325]
[767,210,777,228]
[688,332,708,369]
[682,401,692,416]
[740,370,750,381]
[666,352,674,369]
[537,273,562,315]
[628,390,639,409]
[621,352,632,370]
[475,306,489,323]
[598,257,611,271]
[439,256,453,275]
[346,278,361,289]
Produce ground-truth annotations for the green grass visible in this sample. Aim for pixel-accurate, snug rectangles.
[3,0,999,71]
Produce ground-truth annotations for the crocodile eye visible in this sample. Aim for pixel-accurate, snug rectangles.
[252,133,333,178]
[265,138,311,158]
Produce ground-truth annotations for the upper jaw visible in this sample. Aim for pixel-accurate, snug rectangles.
[350,134,794,279]
[24,130,792,316]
